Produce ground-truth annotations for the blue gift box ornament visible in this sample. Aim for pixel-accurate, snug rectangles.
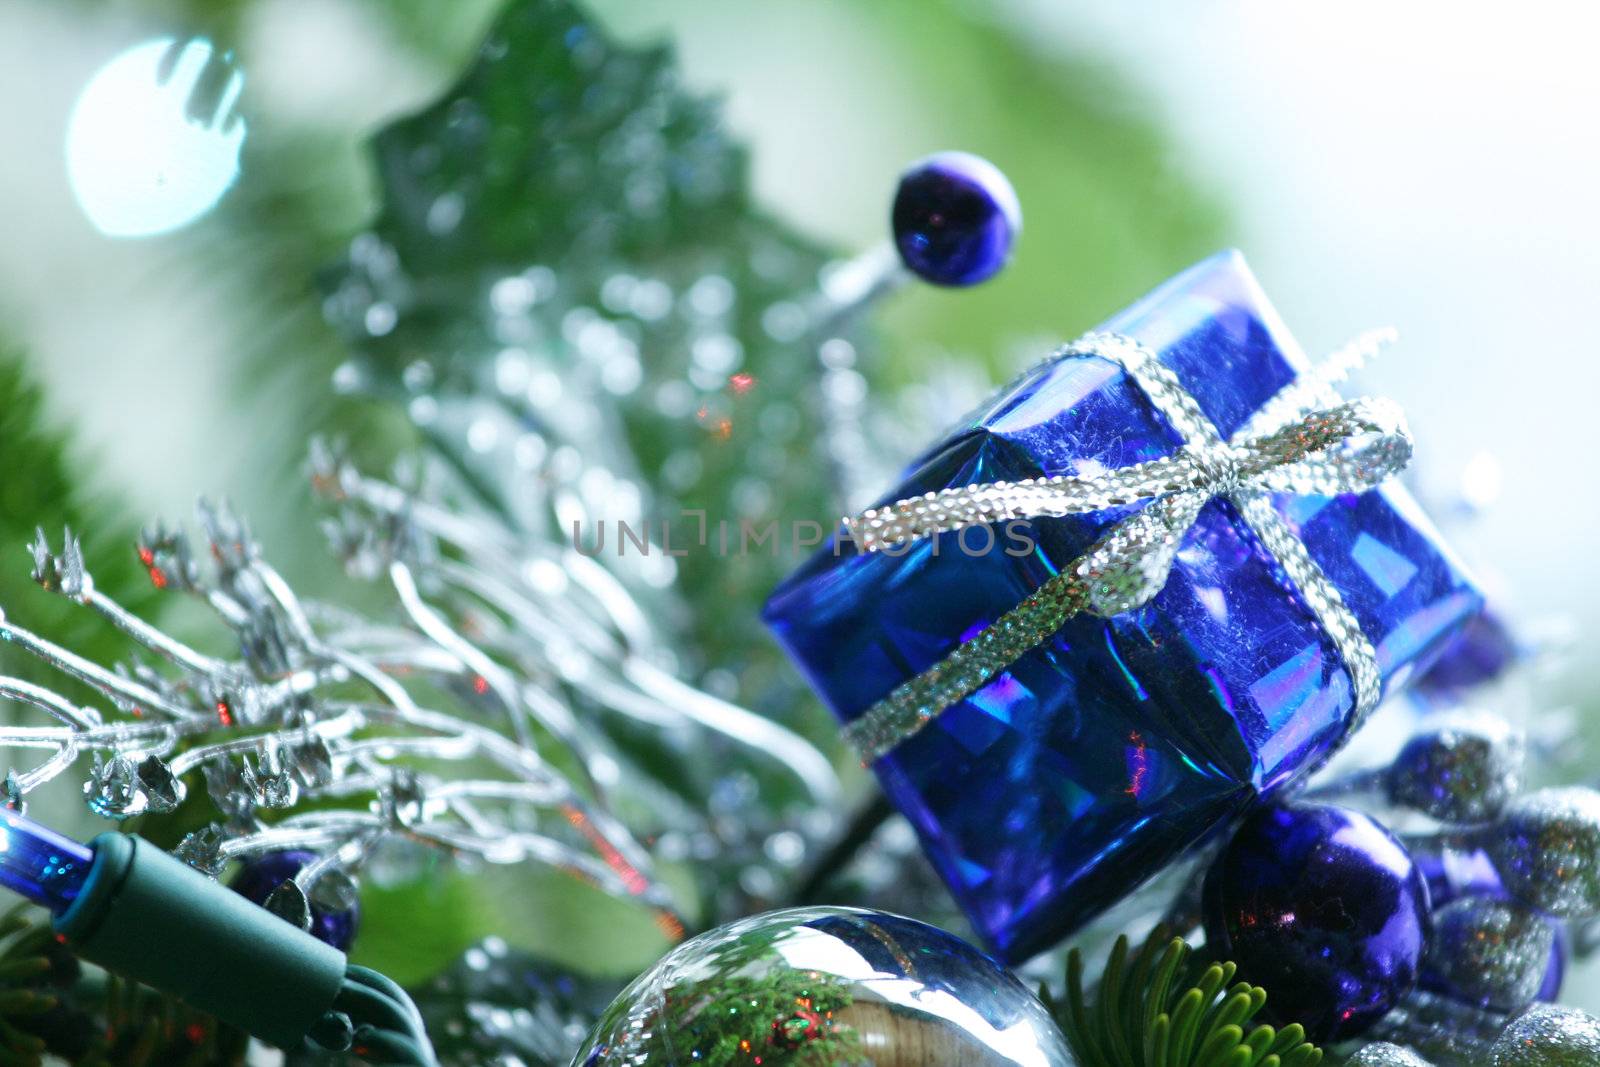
[763,251,1482,963]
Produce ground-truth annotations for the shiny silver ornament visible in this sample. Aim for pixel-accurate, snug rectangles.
[175,826,227,876]
[1387,710,1524,823]
[136,754,185,813]
[575,906,1072,1067]
[85,753,145,818]
[1348,1043,1435,1067]
[1492,1004,1600,1067]
[263,878,314,933]
[1486,787,1600,918]
[241,749,299,809]
[1428,897,1554,1012]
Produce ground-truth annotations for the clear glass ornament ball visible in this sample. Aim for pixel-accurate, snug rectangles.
[573,906,1072,1067]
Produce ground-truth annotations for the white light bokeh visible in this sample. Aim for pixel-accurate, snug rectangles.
[999,0,1600,640]
[66,37,245,238]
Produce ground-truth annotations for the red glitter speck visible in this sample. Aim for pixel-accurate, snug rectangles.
[695,404,734,441]
[1125,730,1149,797]
[472,675,490,696]
[728,373,756,395]
[217,701,234,727]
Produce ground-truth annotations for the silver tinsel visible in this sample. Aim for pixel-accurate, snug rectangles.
[1387,709,1525,823]
[1348,1043,1436,1067]
[0,485,841,935]
[1486,787,1600,918]
[1428,897,1554,1013]
[1492,1004,1600,1067]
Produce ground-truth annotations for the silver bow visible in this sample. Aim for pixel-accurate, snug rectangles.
[840,329,1411,763]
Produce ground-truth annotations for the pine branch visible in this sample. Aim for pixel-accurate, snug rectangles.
[1042,929,1323,1067]
[0,901,251,1066]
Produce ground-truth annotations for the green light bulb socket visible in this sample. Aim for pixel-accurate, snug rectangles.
[53,833,347,1050]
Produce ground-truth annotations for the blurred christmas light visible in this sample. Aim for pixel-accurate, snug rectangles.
[65,37,246,238]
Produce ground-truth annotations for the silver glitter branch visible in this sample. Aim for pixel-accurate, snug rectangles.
[0,507,699,932]
[0,417,845,933]
[313,443,840,806]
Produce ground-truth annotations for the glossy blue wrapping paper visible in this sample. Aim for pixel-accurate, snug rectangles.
[763,251,1482,963]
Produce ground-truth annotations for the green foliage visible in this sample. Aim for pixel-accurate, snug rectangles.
[0,902,247,1066]
[585,918,865,1067]
[0,348,153,689]
[0,904,61,1065]
[1044,930,1323,1067]
[659,968,863,1067]
[588,0,1229,377]
[321,0,864,691]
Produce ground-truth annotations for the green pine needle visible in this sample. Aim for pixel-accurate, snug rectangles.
[0,902,248,1066]
[1040,929,1322,1067]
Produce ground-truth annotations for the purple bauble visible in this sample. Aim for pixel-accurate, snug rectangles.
[891,151,1020,287]
[1203,803,1430,1044]
[231,849,359,952]
[1417,848,1564,1005]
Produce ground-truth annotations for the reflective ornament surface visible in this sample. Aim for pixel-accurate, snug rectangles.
[1387,710,1523,823]
[1203,803,1430,1044]
[574,906,1072,1067]
[1492,1005,1600,1067]
[414,938,621,1067]
[1487,788,1600,918]
[891,151,1020,287]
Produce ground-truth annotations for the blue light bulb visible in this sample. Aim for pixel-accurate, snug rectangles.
[0,808,95,914]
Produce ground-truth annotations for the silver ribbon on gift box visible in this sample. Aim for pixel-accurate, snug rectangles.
[840,329,1411,764]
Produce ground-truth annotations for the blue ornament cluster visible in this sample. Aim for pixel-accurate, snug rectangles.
[765,251,1480,964]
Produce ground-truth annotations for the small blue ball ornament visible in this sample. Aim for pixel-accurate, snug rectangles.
[1416,848,1564,1005]
[1386,710,1524,823]
[231,849,359,951]
[892,151,1020,286]
[1203,803,1431,1045]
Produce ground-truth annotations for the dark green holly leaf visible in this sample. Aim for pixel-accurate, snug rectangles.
[322,0,859,713]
